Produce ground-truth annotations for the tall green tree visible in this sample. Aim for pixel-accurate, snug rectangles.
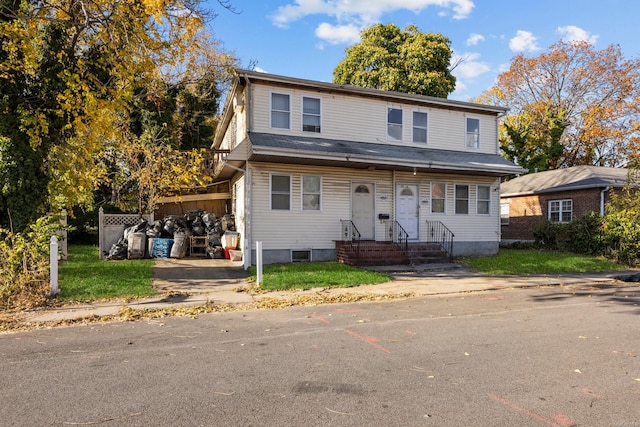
[333,23,456,98]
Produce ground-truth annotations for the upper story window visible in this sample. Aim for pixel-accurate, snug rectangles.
[271,93,290,130]
[270,174,291,210]
[412,111,428,143]
[477,185,491,215]
[302,175,321,211]
[302,97,321,133]
[466,117,480,148]
[549,199,572,223]
[455,184,469,215]
[431,182,446,214]
[387,107,403,141]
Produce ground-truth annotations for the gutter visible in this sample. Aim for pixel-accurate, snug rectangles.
[600,186,611,215]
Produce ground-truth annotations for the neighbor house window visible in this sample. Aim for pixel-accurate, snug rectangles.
[302,96,321,133]
[270,174,291,210]
[455,184,469,214]
[412,111,428,143]
[431,182,446,214]
[500,203,510,225]
[387,107,403,141]
[271,93,290,129]
[477,185,491,215]
[549,199,572,223]
[302,175,321,211]
[466,117,480,148]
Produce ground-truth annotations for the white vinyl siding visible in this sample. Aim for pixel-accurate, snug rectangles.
[250,85,500,155]
[302,96,321,133]
[412,111,428,143]
[270,92,290,130]
[476,185,491,215]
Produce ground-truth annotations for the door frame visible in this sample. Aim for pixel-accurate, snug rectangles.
[395,183,419,240]
[351,182,376,240]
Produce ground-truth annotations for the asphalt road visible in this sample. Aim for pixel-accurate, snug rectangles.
[1,282,639,427]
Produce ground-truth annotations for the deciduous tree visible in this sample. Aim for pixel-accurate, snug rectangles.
[333,23,456,98]
[476,41,640,171]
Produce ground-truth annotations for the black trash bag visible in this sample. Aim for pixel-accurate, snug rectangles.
[123,225,136,244]
[132,219,148,233]
[207,232,221,247]
[163,215,185,236]
[185,210,204,225]
[146,220,164,238]
[191,216,206,236]
[202,212,216,230]
[106,238,128,260]
[207,245,225,259]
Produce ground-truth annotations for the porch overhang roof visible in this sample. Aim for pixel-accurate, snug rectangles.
[216,132,524,179]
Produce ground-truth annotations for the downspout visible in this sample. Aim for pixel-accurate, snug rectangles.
[243,74,253,270]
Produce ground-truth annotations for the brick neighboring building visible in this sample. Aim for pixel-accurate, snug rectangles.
[500,166,628,242]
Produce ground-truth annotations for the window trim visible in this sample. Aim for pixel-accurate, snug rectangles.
[270,92,291,130]
[301,175,322,212]
[412,110,428,143]
[430,182,447,215]
[387,106,403,142]
[476,184,491,216]
[269,173,291,211]
[301,96,322,133]
[500,202,510,226]
[548,199,573,223]
[455,184,470,215]
[466,117,480,149]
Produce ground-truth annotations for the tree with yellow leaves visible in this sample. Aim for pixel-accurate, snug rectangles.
[0,0,234,230]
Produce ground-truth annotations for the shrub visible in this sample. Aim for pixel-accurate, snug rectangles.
[0,215,70,310]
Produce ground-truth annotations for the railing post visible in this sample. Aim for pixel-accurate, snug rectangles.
[256,241,263,286]
[49,236,59,296]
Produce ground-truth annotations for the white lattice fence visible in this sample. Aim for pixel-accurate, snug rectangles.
[98,208,153,259]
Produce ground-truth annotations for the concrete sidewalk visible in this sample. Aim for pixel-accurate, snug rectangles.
[23,260,636,323]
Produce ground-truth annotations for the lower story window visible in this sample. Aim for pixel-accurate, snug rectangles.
[500,203,510,225]
[549,199,572,223]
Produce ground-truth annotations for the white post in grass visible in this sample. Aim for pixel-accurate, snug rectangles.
[256,241,263,286]
[49,235,59,296]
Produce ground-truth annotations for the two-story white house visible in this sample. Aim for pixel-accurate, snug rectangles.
[212,69,523,268]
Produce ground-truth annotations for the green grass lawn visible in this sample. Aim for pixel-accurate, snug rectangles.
[248,262,391,291]
[59,245,157,301]
[460,248,625,275]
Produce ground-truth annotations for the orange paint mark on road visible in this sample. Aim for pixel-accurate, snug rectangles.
[581,388,604,399]
[310,313,330,324]
[343,329,390,353]
[488,394,575,427]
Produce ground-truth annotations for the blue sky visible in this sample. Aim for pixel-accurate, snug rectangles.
[207,0,639,101]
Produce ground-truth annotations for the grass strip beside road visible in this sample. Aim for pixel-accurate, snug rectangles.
[460,248,625,275]
[59,245,157,302]
[248,262,391,291]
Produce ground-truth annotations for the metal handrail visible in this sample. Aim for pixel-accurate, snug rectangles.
[383,220,409,253]
[340,219,361,260]
[425,220,455,261]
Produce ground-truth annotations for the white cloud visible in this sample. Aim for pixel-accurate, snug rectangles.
[271,0,475,30]
[315,22,362,45]
[466,33,485,46]
[557,25,599,44]
[253,66,268,73]
[509,30,541,52]
[452,52,490,79]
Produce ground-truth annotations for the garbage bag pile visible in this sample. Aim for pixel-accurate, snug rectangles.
[105,211,237,260]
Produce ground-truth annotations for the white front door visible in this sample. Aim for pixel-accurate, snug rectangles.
[352,183,375,239]
[396,184,419,239]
